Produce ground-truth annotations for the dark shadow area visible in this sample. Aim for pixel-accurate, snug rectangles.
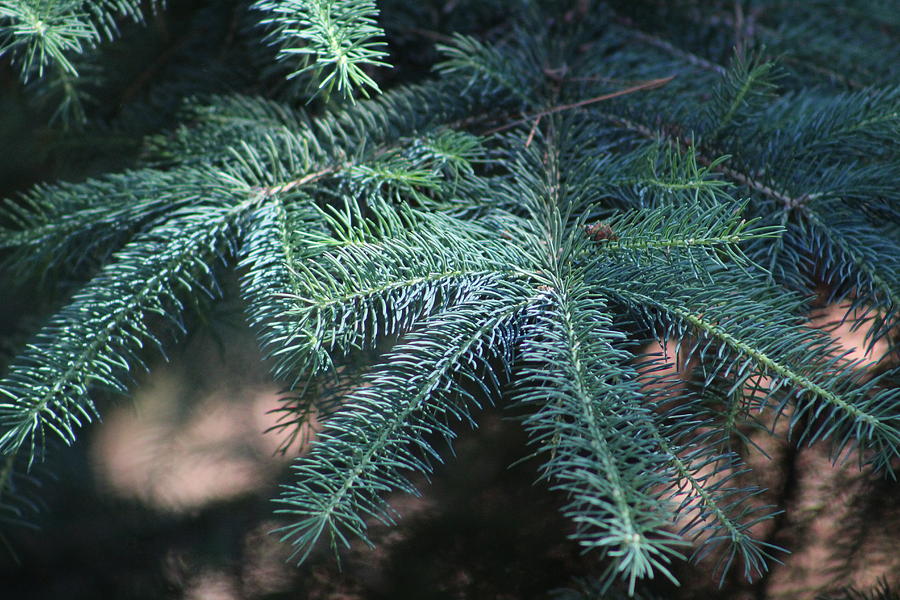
[0,400,594,599]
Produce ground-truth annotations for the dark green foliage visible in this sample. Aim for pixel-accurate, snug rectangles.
[1,0,898,596]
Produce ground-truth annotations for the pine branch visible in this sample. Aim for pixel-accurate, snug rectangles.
[0,167,224,285]
[593,264,900,474]
[274,294,526,562]
[0,203,251,460]
[651,396,783,584]
[271,201,524,376]
[0,1,97,81]
[802,202,900,347]
[515,283,683,594]
[0,0,163,122]
[253,0,389,98]
[2,3,898,594]
[600,200,780,276]
[435,32,543,107]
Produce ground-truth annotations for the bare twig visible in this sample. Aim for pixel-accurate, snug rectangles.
[483,75,675,135]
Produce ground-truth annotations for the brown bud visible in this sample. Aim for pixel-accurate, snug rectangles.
[584,222,618,242]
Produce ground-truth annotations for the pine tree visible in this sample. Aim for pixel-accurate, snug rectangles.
[1,0,898,595]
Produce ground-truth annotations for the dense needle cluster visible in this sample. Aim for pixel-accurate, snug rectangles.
[1,0,898,595]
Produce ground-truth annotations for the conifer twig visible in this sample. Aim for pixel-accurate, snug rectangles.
[614,19,727,75]
[256,167,338,197]
[483,76,675,135]
[600,113,808,209]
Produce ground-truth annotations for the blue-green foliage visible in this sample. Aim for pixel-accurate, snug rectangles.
[0,0,898,596]
[0,0,390,124]
[252,0,388,98]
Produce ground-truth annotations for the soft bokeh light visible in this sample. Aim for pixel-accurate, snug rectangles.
[89,331,305,512]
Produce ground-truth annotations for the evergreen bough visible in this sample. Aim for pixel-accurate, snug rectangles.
[1,0,898,594]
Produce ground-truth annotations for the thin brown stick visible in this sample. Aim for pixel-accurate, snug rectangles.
[401,27,457,44]
[524,114,542,147]
[483,75,675,135]
[256,167,337,197]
